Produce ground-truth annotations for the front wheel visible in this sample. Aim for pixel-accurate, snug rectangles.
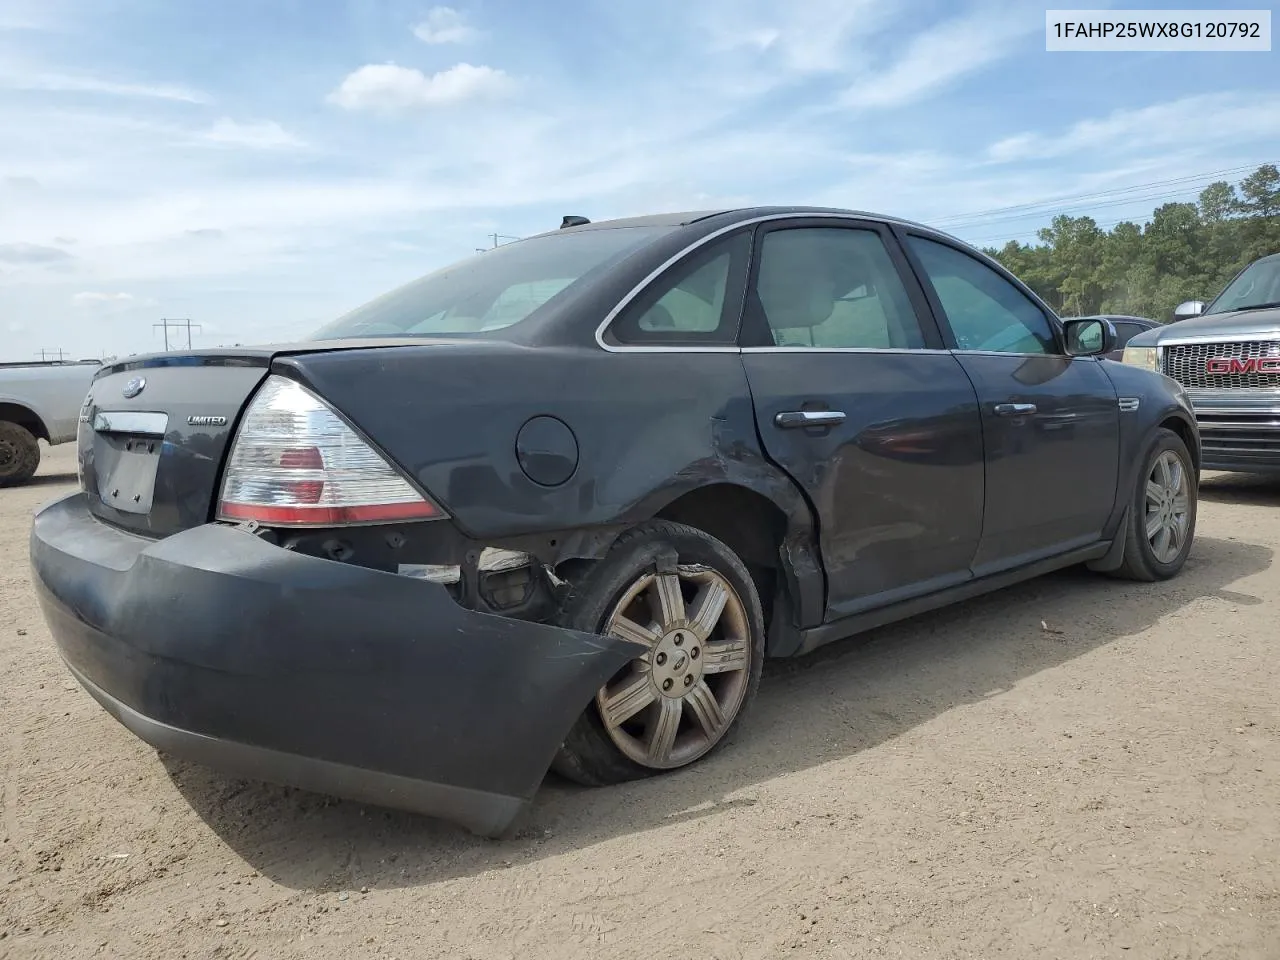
[1110,427,1197,581]
[552,521,765,786]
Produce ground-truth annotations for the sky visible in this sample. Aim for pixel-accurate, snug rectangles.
[0,0,1277,361]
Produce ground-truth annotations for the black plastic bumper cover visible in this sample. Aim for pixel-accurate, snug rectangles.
[30,493,643,836]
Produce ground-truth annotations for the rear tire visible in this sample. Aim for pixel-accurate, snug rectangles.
[1109,427,1196,581]
[552,520,766,787]
[0,421,40,488]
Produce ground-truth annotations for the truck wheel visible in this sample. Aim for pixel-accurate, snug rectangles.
[0,421,41,488]
[1109,427,1197,581]
[552,520,766,786]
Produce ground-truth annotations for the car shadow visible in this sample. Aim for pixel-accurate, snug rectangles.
[20,471,78,488]
[161,533,1271,892]
[1199,471,1280,506]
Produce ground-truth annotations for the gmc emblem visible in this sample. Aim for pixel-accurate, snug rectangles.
[1205,357,1280,374]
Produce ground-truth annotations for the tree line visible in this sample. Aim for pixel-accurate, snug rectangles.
[983,163,1280,322]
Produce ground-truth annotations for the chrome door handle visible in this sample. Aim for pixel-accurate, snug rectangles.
[994,403,1037,417]
[775,410,847,429]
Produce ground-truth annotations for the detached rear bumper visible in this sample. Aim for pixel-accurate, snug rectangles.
[30,493,641,836]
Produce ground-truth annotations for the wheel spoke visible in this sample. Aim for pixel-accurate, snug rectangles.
[1168,458,1184,496]
[1172,493,1190,517]
[687,579,729,640]
[652,574,686,627]
[1166,517,1184,554]
[702,638,748,674]
[601,674,656,728]
[1146,480,1163,505]
[1145,510,1163,540]
[1156,454,1172,490]
[1153,524,1172,560]
[685,680,727,738]
[609,615,660,649]
[646,698,681,764]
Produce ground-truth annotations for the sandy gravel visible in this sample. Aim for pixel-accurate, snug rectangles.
[2,443,1279,960]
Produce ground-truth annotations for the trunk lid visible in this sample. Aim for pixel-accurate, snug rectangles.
[78,339,430,537]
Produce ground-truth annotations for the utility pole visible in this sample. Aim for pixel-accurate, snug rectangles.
[476,232,520,252]
[36,348,67,362]
[154,318,202,350]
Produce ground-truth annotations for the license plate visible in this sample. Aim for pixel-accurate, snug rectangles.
[95,435,161,515]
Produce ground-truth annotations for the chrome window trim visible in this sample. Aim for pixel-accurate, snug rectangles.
[594,212,933,354]
[740,346,952,354]
[947,349,1083,360]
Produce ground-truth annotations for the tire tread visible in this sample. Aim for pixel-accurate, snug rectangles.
[0,421,41,488]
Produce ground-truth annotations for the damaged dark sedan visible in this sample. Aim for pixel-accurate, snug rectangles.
[31,207,1201,836]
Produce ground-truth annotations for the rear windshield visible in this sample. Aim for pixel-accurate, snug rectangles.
[312,226,672,340]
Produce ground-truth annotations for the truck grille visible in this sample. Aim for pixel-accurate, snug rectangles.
[1162,341,1280,390]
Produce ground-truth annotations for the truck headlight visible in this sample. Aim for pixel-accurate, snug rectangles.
[1121,346,1159,372]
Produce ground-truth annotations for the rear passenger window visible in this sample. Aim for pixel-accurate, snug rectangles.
[607,232,750,345]
[635,252,731,333]
[752,227,926,349]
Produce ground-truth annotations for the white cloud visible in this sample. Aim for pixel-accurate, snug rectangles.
[412,7,479,45]
[327,62,513,112]
[0,71,210,103]
[842,4,1036,109]
[702,0,898,73]
[72,291,134,304]
[988,92,1280,163]
[201,118,306,150]
[0,241,74,265]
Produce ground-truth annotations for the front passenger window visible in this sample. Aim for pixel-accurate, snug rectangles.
[908,236,1057,355]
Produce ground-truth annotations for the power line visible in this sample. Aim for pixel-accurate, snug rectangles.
[153,318,202,351]
[947,184,1215,230]
[946,161,1277,247]
[930,162,1269,227]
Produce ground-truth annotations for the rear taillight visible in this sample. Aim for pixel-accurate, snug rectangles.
[216,375,444,526]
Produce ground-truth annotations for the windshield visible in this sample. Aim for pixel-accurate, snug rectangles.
[311,226,672,340]
[1206,256,1280,315]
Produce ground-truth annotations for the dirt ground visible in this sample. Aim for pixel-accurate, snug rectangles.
[2,443,1279,960]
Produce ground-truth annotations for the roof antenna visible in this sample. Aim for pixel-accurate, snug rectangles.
[560,215,591,229]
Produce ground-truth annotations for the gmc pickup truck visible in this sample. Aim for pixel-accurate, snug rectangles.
[0,360,100,486]
[1123,252,1280,475]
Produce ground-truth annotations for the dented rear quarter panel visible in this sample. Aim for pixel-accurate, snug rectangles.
[275,343,814,543]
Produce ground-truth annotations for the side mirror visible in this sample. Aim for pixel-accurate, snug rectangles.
[1171,300,1205,322]
[1063,317,1116,357]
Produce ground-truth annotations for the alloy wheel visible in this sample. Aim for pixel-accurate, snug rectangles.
[1145,449,1191,564]
[597,564,752,769]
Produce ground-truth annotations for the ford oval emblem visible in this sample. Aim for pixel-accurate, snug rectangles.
[122,376,146,399]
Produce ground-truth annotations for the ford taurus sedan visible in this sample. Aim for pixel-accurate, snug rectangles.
[31,206,1201,836]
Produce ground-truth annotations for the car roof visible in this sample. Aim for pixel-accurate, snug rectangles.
[544,205,954,238]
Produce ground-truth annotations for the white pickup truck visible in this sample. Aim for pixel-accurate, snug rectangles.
[0,360,100,486]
